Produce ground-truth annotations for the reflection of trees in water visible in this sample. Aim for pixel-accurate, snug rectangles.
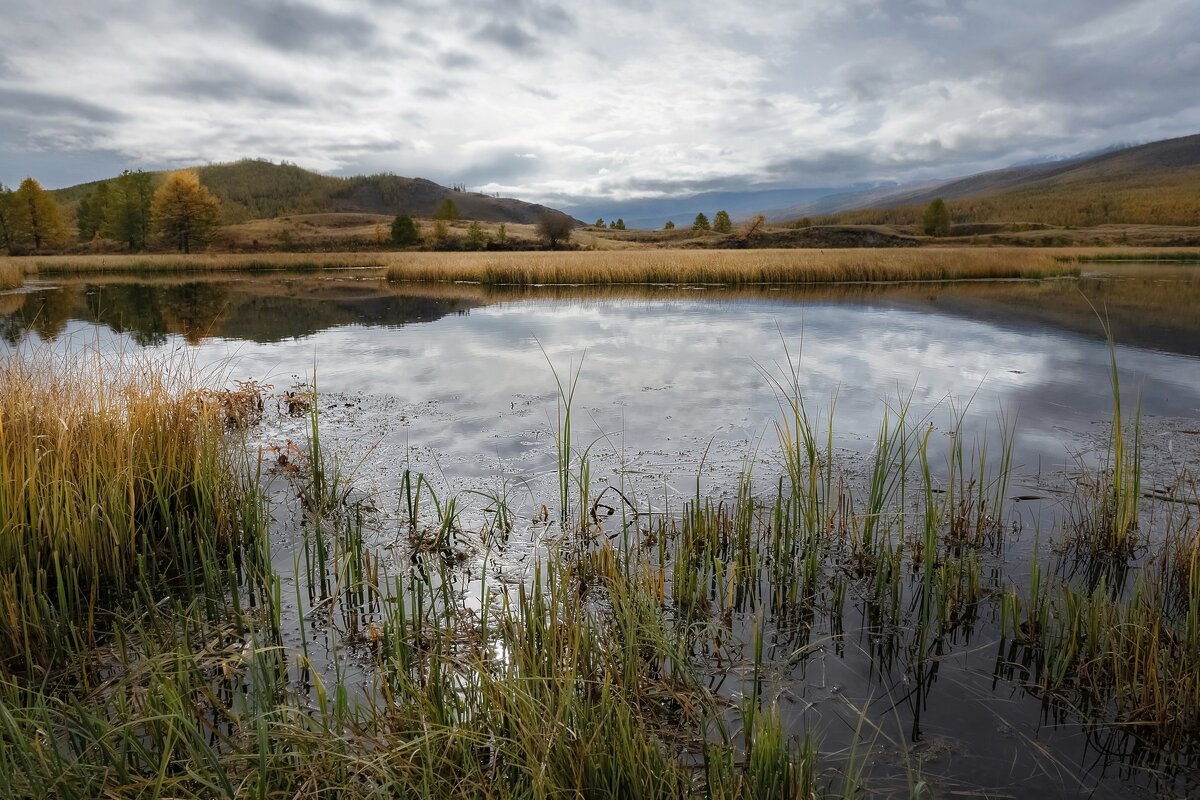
[160,283,230,345]
[77,283,230,347]
[0,289,76,345]
[85,284,168,347]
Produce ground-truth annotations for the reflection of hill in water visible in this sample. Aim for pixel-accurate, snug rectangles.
[1,277,480,346]
[3,266,1199,357]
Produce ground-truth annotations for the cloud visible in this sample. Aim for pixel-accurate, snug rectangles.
[0,0,1196,200]
[0,88,126,124]
[143,63,308,107]
[474,21,542,54]
[206,0,378,54]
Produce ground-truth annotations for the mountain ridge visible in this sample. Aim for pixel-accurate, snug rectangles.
[51,160,580,227]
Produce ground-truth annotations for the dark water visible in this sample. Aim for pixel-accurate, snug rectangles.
[3,266,1200,796]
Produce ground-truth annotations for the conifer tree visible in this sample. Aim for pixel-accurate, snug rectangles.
[151,171,222,253]
[106,170,154,251]
[922,198,951,237]
[390,213,419,246]
[11,178,68,251]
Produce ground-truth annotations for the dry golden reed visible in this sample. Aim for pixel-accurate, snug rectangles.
[2,251,385,274]
[0,348,245,667]
[0,263,21,290]
[384,248,1079,285]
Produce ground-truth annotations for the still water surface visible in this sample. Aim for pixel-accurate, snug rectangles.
[3,266,1199,796]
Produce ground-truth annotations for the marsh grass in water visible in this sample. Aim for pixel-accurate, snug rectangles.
[1,333,1198,797]
[0,348,270,672]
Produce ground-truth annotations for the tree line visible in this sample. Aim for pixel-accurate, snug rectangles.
[0,171,223,255]
[656,210,735,233]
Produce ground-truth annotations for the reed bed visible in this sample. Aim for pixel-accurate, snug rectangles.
[4,251,385,274]
[0,263,21,290]
[385,248,1078,285]
[0,348,265,671]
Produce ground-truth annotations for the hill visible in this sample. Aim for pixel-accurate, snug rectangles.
[52,160,578,227]
[804,134,1200,228]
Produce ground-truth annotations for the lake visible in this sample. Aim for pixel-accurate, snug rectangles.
[3,264,1199,796]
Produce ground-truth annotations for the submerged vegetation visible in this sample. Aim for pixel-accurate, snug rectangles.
[0,322,1197,796]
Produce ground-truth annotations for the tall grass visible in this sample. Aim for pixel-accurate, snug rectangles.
[0,348,262,671]
[4,252,384,274]
[1066,308,1142,556]
[0,263,21,290]
[385,248,1078,285]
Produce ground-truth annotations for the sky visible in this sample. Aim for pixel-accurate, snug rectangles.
[1,0,1198,207]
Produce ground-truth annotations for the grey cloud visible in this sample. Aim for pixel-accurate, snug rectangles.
[144,64,308,106]
[438,50,481,70]
[520,84,557,100]
[205,0,377,53]
[475,21,541,54]
[0,134,133,188]
[416,85,455,100]
[468,0,575,54]
[454,152,549,187]
[0,87,126,123]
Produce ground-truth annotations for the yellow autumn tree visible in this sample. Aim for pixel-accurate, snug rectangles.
[10,177,68,252]
[151,171,222,253]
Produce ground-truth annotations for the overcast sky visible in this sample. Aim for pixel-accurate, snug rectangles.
[1,0,1198,205]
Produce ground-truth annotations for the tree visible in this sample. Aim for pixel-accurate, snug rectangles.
[429,219,451,247]
[105,170,154,251]
[496,223,508,245]
[11,178,68,251]
[433,198,460,221]
[612,218,626,230]
[594,218,605,228]
[713,210,732,233]
[922,198,951,237]
[0,183,14,254]
[465,221,487,250]
[692,212,710,231]
[77,181,111,241]
[537,213,573,249]
[391,213,419,246]
[663,220,675,230]
[151,171,222,253]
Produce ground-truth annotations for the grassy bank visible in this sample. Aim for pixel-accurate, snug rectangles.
[7,248,1083,283]
[0,263,21,290]
[1056,249,1200,263]
[383,248,1079,285]
[4,251,385,274]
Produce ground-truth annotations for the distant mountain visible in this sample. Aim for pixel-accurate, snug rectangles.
[802,133,1200,227]
[564,187,850,230]
[53,160,579,226]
